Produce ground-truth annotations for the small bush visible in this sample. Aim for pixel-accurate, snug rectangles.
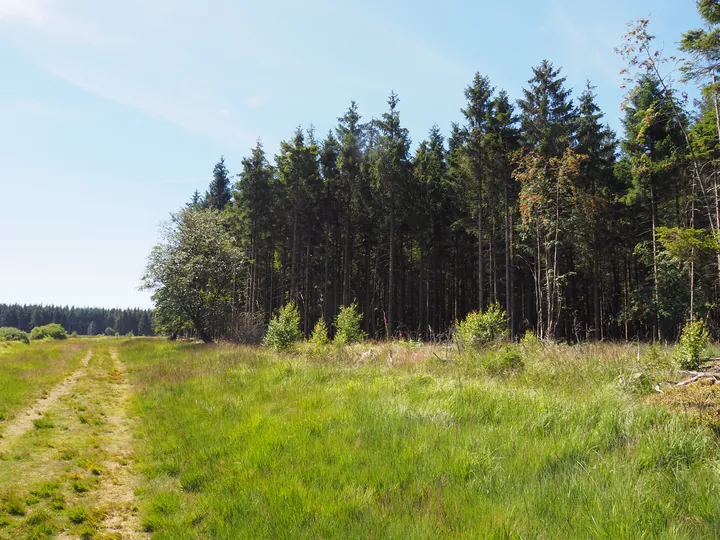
[0,327,29,344]
[310,316,329,347]
[487,346,524,375]
[455,303,508,349]
[674,319,709,370]
[333,302,366,345]
[30,324,67,341]
[70,331,78,338]
[263,302,302,350]
[104,327,115,337]
[126,330,135,338]
[465,345,524,376]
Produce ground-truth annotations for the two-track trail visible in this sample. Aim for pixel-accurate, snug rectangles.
[0,351,93,453]
[0,346,148,539]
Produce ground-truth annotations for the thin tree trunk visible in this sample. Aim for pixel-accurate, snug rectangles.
[491,217,497,303]
[291,211,298,300]
[304,241,310,334]
[478,193,484,311]
[324,226,330,319]
[419,244,425,337]
[388,211,395,338]
[343,215,351,307]
[593,244,600,340]
[650,183,661,341]
[712,71,720,298]
[504,177,512,336]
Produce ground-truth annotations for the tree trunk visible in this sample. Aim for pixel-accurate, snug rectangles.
[490,217,497,303]
[478,193,484,311]
[388,211,395,338]
[324,225,330,320]
[650,183,661,341]
[291,211,298,300]
[304,241,310,334]
[343,214,351,307]
[504,177,512,336]
[592,242,600,340]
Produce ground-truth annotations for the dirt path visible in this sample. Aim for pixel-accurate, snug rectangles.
[94,348,148,539]
[0,347,148,539]
[0,350,92,454]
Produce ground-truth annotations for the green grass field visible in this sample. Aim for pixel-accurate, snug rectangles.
[0,340,91,426]
[1,338,720,538]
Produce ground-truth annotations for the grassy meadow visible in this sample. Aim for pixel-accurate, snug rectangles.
[0,339,91,426]
[2,337,720,537]
[124,339,720,539]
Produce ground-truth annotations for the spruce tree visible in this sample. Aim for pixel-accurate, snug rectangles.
[461,73,495,311]
[372,92,411,337]
[206,157,232,210]
[518,60,576,157]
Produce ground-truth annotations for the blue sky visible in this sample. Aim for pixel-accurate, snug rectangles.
[0,0,703,309]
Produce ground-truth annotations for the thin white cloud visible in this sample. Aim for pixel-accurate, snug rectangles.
[548,6,623,85]
[0,0,114,45]
[2,1,257,144]
[47,65,256,146]
[245,96,267,109]
[0,0,44,24]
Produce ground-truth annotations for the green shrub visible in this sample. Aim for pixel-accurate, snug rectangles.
[455,303,508,348]
[70,331,78,338]
[333,302,366,345]
[104,327,115,337]
[674,319,709,370]
[126,330,135,338]
[30,324,67,341]
[310,316,329,347]
[487,346,524,375]
[0,327,29,344]
[465,345,524,376]
[263,302,303,350]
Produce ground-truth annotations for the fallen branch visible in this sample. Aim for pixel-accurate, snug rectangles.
[677,370,720,376]
[676,373,719,386]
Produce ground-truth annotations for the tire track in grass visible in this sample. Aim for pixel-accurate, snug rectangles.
[94,348,148,539]
[0,350,93,454]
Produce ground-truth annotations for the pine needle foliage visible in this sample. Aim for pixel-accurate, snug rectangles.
[263,302,303,350]
[333,303,366,345]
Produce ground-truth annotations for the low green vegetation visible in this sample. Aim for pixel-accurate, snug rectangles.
[0,344,137,538]
[455,302,508,348]
[333,302,366,345]
[121,339,720,538]
[29,324,67,341]
[0,341,89,424]
[674,319,710,370]
[309,316,329,347]
[263,302,302,350]
[0,327,29,344]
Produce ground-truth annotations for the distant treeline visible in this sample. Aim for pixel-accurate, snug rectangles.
[0,304,154,336]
